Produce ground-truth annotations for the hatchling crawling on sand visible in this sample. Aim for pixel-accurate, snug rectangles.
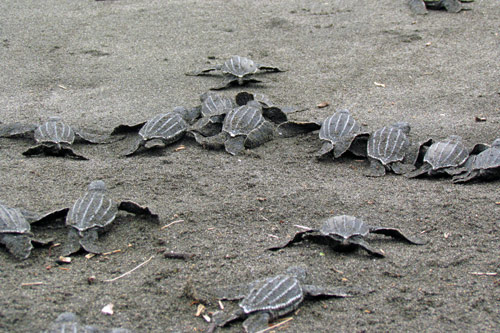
[189,92,235,137]
[186,55,283,90]
[111,106,200,156]
[62,180,158,256]
[452,138,500,183]
[407,135,470,178]
[192,100,277,155]
[269,215,425,258]
[45,312,131,333]
[409,0,474,14]
[206,266,349,333]
[0,202,67,259]
[366,122,425,177]
[0,116,112,159]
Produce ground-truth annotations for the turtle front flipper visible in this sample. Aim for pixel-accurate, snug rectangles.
[118,201,159,220]
[347,134,369,158]
[333,136,357,159]
[405,163,432,178]
[316,141,334,159]
[193,132,226,150]
[408,0,428,14]
[364,159,386,177]
[22,145,45,157]
[256,63,284,73]
[277,121,321,138]
[57,146,89,160]
[225,136,246,155]
[211,309,245,328]
[268,230,315,251]
[79,228,102,254]
[348,237,385,257]
[303,285,350,298]
[245,121,274,149]
[405,138,433,167]
[185,66,218,76]
[123,137,145,156]
[62,228,83,256]
[74,128,118,144]
[211,77,238,90]
[452,170,479,183]
[0,234,33,259]
[0,122,38,138]
[369,226,426,245]
[242,312,271,333]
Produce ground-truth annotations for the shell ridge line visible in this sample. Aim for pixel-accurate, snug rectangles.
[101,197,116,226]
[444,142,461,165]
[80,192,97,227]
[261,276,295,305]
[376,128,385,158]
[160,119,183,138]
[86,194,104,223]
[245,275,281,307]
[266,278,301,310]
[153,115,175,135]
[142,115,159,135]
[434,142,446,166]
[339,114,350,137]
[383,127,394,160]
[72,196,87,227]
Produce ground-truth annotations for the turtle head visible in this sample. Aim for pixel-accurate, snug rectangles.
[392,121,411,135]
[492,138,500,148]
[88,180,106,192]
[173,106,200,123]
[286,265,307,282]
[246,100,262,110]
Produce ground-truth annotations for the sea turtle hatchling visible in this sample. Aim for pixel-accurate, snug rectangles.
[406,135,470,178]
[366,122,417,177]
[409,0,474,14]
[206,266,349,333]
[189,92,235,137]
[193,101,276,155]
[111,107,200,156]
[0,202,67,259]
[269,215,425,258]
[186,55,283,90]
[44,312,131,333]
[452,138,500,183]
[62,180,158,256]
[0,116,112,159]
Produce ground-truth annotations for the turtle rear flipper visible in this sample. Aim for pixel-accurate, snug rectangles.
[193,132,226,150]
[348,237,385,257]
[62,228,83,256]
[391,162,415,175]
[406,163,432,178]
[316,141,334,159]
[303,285,350,298]
[225,136,246,155]
[276,121,321,138]
[409,0,428,14]
[242,312,270,333]
[256,63,284,72]
[245,121,274,149]
[0,234,33,259]
[185,66,219,76]
[74,128,113,144]
[79,229,102,254]
[0,123,38,138]
[452,170,479,183]
[110,122,147,135]
[118,201,158,220]
[369,226,426,245]
[364,159,386,177]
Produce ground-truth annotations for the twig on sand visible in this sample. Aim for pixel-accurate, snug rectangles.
[160,219,184,230]
[103,256,154,282]
[469,272,497,276]
[256,317,294,333]
[294,224,312,231]
[21,281,44,287]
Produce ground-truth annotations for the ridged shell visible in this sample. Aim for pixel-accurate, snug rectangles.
[66,181,118,231]
[367,125,409,165]
[220,56,258,77]
[201,93,233,117]
[319,110,361,144]
[473,143,500,170]
[223,104,264,137]
[139,113,187,142]
[34,117,75,145]
[239,275,304,315]
[424,136,468,169]
[0,203,30,234]
[320,215,369,239]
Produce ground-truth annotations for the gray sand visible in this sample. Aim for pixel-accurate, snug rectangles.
[0,0,499,332]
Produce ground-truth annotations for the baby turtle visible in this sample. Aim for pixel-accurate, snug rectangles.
[111,107,200,156]
[45,312,131,333]
[186,55,283,90]
[0,202,67,259]
[193,101,275,155]
[190,92,234,137]
[207,266,349,333]
[409,0,474,14]
[366,122,417,177]
[63,180,158,256]
[453,138,500,183]
[407,135,470,178]
[0,116,111,159]
[269,215,425,258]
